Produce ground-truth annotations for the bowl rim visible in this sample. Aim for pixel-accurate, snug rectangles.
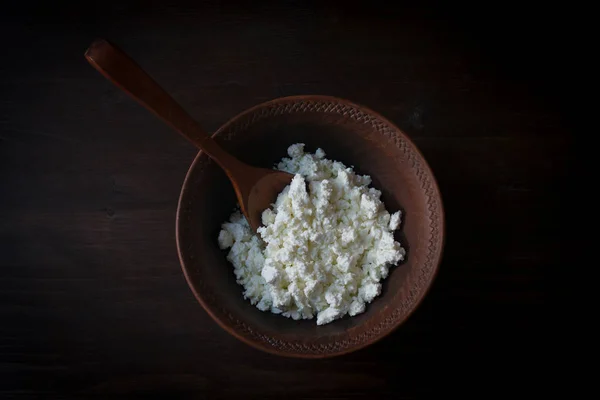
[175,94,446,358]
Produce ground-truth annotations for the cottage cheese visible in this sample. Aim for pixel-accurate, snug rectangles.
[218,144,405,325]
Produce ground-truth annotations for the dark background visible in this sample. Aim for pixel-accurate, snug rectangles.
[1,1,572,398]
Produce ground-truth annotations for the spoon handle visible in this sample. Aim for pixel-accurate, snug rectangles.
[85,39,242,172]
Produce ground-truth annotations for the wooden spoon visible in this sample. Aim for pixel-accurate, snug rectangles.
[84,39,292,231]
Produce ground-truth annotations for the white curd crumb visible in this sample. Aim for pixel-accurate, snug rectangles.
[217,230,234,249]
[389,211,402,230]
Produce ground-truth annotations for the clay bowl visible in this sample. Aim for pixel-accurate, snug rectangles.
[176,95,444,358]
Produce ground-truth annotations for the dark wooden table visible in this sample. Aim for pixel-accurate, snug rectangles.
[1,2,571,398]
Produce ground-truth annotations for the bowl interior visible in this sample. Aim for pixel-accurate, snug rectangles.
[177,97,443,356]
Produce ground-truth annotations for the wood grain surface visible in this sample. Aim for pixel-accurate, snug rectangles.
[1,1,571,398]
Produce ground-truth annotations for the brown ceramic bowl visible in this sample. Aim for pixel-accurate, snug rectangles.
[176,95,444,358]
